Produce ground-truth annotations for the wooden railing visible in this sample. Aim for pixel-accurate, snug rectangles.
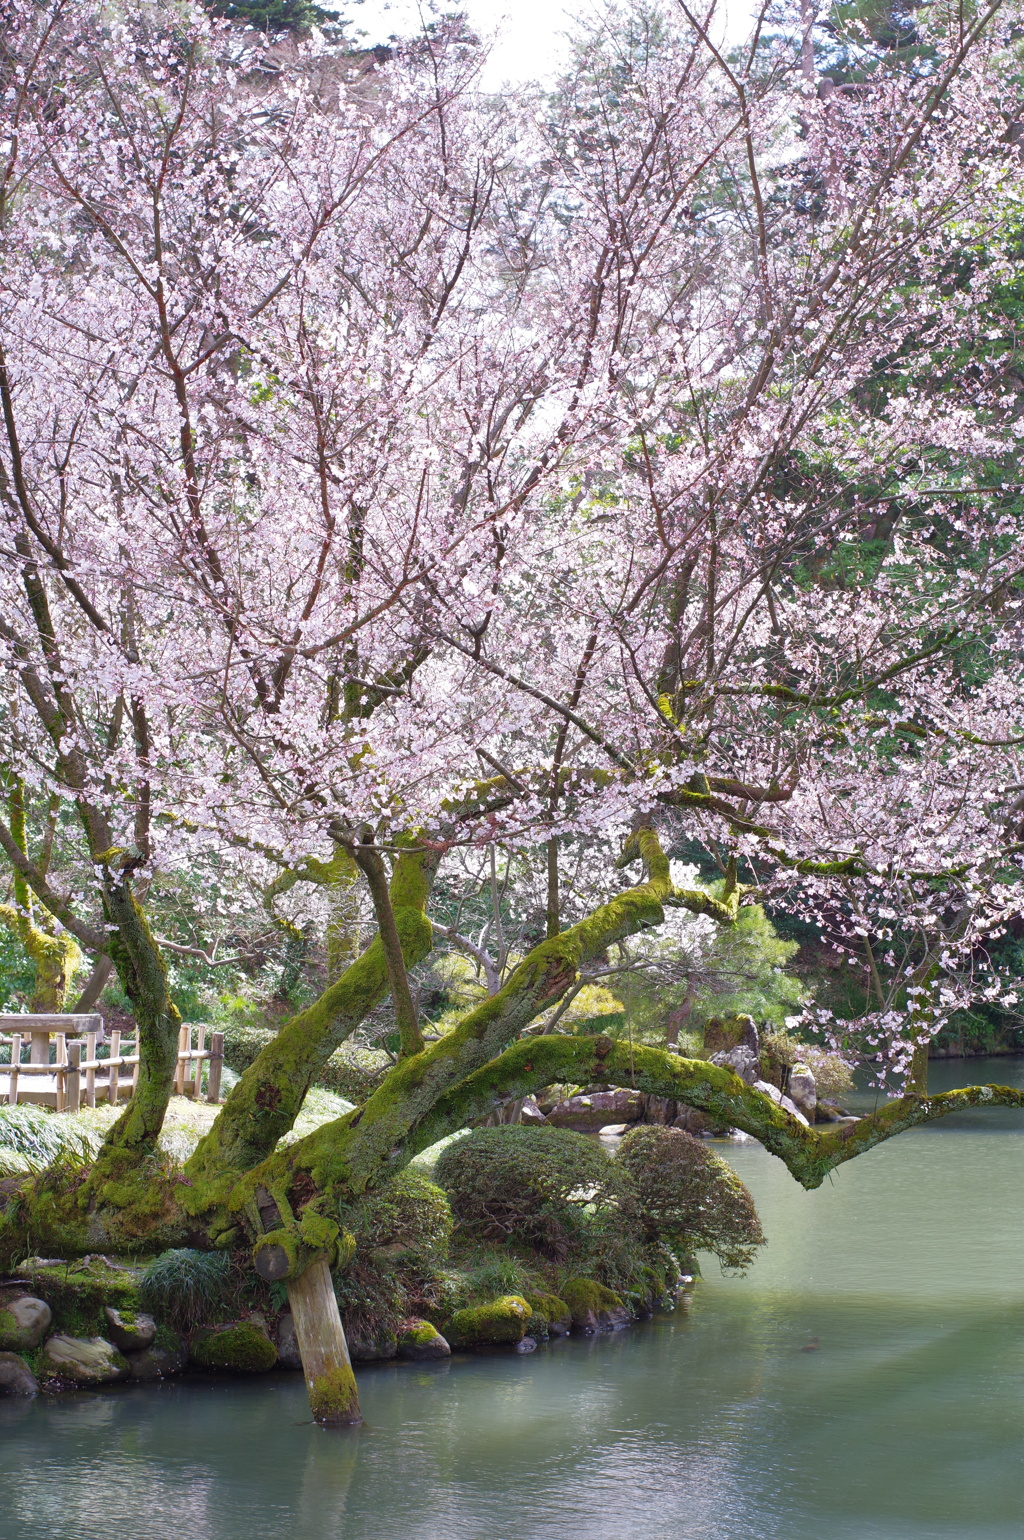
[0,1016,224,1112]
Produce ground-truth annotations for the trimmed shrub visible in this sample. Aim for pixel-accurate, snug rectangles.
[220,1025,276,1076]
[616,1126,765,1271]
[220,1026,390,1104]
[435,1125,620,1257]
[347,1169,452,1261]
[315,1043,392,1102]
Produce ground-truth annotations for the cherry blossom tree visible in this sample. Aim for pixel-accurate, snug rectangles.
[2,0,1024,1421]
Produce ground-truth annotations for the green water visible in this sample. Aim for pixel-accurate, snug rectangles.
[4,1057,1024,1540]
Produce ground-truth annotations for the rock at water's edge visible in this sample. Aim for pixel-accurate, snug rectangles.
[39,1335,129,1387]
[190,1321,278,1373]
[126,1333,187,1381]
[446,1296,532,1349]
[275,1312,302,1370]
[0,1352,38,1397]
[397,1320,451,1361]
[104,1305,156,1354]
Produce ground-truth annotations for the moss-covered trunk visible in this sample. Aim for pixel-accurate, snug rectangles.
[95,876,181,1156]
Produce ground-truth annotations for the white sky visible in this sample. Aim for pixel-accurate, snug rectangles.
[343,0,755,90]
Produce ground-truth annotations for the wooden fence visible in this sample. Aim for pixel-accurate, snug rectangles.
[0,1016,224,1112]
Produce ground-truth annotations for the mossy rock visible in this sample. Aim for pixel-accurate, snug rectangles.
[397,1320,451,1361]
[560,1278,630,1331]
[446,1295,531,1350]
[14,1257,141,1338]
[703,1013,759,1058]
[190,1321,277,1373]
[524,1291,571,1337]
[126,1330,187,1382]
[38,1335,130,1387]
[0,1296,52,1352]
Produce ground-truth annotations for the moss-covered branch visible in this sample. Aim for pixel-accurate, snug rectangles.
[227,829,676,1206]
[185,844,437,1185]
[404,1037,1024,1191]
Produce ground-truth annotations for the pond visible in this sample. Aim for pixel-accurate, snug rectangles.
[3,1057,1024,1540]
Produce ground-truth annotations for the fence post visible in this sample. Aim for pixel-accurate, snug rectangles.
[192,1024,206,1100]
[207,1031,224,1105]
[8,1034,20,1106]
[175,1024,187,1096]
[66,1040,82,1114]
[85,1029,97,1108]
[55,1033,67,1112]
[107,1029,121,1104]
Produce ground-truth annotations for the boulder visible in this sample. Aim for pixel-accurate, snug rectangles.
[397,1320,451,1361]
[347,1332,398,1363]
[753,1079,809,1126]
[39,1335,129,1387]
[703,1013,759,1058]
[446,1295,532,1349]
[0,1352,38,1397]
[671,1106,718,1136]
[515,1336,537,1354]
[126,1332,187,1382]
[0,1295,52,1352]
[189,1321,277,1373]
[275,1312,302,1370]
[788,1063,817,1117]
[103,1306,156,1354]
[524,1291,572,1337]
[547,1089,642,1131]
[560,1278,630,1332]
[709,1045,760,1085]
[519,1097,548,1125]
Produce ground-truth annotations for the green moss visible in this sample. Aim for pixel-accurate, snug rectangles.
[524,1291,571,1327]
[308,1362,361,1424]
[559,1277,625,1324]
[14,1256,142,1337]
[187,848,435,1178]
[190,1322,277,1372]
[446,1294,531,1349]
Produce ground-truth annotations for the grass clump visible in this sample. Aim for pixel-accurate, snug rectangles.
[139,1249,234,1333]
[0,1106,101,1171]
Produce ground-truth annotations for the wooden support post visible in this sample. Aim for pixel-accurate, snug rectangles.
[192,1024,206,1100]
[66,1040,81,1114]
[286,1257,361,1427]
[8,1034,20,1106]
[107,1030,121,1105]
[207,1031,224,1105]
[85,1030,97,1108]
